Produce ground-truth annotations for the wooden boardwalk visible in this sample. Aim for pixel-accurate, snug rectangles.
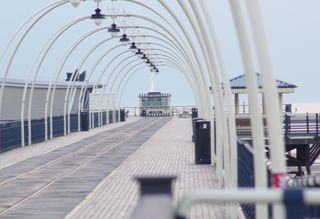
[0,117,224,219]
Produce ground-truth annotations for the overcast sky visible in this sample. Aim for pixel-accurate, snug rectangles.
[0,0,319,107]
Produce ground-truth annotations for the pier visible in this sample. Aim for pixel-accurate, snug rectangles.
[0,1,320,219]
[0,117,225,219]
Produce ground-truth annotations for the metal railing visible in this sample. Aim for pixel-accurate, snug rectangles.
[284,113,320,136]
[175,188,320,219]
[0,111,120,152]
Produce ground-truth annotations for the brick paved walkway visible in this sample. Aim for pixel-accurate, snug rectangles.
[0,118,168,219]
[68,117,225,219]
[0,117,140,169]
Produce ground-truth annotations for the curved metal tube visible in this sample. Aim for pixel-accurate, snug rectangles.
[228,0,269,199]
[112,41,199,105]
[115,13,212,119]
[76,47,128,129]
[131,26,208,117]
[111,53,200,111]
[67,28,208,131]
[154,1,212,119]
[123,0,205,100]
[198,0,238,201]
[0,0,67,67]
[0,0,69,118]
[21,16,90,145]
[92,54,139,126]
[64,23,208,131]
[175,1,227,188]
[95,47,202,118]
[44,17,91,139]
[65,35,116,132]
[188,2,240,217]
[245,0,286,178]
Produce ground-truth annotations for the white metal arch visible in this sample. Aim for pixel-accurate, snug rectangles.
[21,16,90,145]
[0,0,69,118]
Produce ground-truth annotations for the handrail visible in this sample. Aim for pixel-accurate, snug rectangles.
[175,188,320,219]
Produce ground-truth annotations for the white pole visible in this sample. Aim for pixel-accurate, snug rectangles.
[153,2,212,120]
[245,0,287,186]
[178,0,229,189]
[246,2,287,217]
[197,1,239,217]
[228,1,269,218]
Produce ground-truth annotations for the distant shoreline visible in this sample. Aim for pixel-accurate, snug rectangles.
[291,102,320,113]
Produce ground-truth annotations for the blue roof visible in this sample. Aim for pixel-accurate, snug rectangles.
[229,73,297,89]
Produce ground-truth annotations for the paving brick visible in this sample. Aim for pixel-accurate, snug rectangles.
[69,117,225,219]
[0,117,140,170]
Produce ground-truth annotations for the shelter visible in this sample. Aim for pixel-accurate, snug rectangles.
[138,92,171,117]
[228,73,297,114]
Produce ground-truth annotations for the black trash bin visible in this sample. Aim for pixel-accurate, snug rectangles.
[120,109,126,122]
[192,118,203,142]
[191,108,198,118]
[285,104,292,113]
[81,111,89,131]
[194,120,211,164]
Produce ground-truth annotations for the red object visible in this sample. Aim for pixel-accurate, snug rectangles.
[272,173,287,187]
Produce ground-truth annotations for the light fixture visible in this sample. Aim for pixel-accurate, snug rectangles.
[135,49,143,56]
[141,54,147,60]
[91,8,105,26]
[70,0,81,7]
[108,23,120,37]
[119,34,130,43]
[129,42,137,51]
[146,59,151,64]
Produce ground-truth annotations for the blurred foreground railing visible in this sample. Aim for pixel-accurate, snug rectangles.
[175,188,320,219]
[130,175,320,219]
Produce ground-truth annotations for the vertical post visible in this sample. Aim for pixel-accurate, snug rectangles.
[306,113,309,134]
[285,114,289,137]
[316,113,319,135]
[279,93,283,113]
[283,188,304,219]
[262,93,266,116]
[235,93,239,115]
[242,101,245,114]
[131,176,176,219]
